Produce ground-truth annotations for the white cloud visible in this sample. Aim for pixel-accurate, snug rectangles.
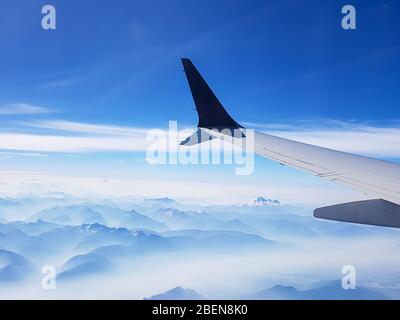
[28,120,149,136]
[0,152,46,157]
[0,133,148,153]
[0,120,155,152]
[0,103,56,115]
[1,120,211,153]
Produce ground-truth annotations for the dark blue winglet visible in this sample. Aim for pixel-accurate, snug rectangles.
[181,58,242,129]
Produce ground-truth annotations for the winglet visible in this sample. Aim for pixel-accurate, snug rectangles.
[181,58,242,129]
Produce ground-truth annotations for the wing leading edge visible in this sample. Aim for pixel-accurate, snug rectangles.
[181,58,400,227]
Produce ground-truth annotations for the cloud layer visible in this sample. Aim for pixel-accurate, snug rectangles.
[0,118,398,159]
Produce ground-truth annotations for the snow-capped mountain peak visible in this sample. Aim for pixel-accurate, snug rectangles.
[247,196,281,207]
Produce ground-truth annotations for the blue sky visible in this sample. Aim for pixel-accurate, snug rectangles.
[0,0,399,204]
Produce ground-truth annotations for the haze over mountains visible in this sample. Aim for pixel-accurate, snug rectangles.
[0,193,399,299]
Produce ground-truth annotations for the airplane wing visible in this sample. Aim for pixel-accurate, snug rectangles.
[181,58,400,228]
[251,131,400,206]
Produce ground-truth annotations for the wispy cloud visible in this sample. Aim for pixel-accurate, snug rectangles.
[27,120,149,136]
[39,75,87,89]
[0,133,147,153]
[0,152,46,157]
[0,120,152,152]
[0,103,56,115]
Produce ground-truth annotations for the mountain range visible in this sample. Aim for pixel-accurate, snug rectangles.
[0,194,399,299]
[145,281,390,300]
[251,281,390,300]
[29,205,167,231]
